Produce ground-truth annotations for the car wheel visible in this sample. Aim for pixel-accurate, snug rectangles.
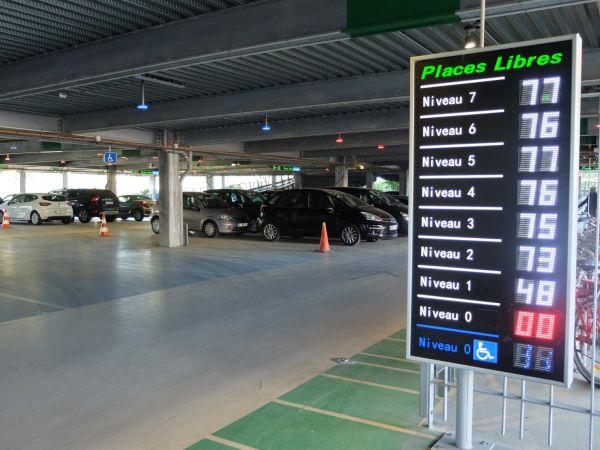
[61,218,72,224]
[78,209,91,223]
[202,220,218,238]
[341,224,360,246]
[30,211,42,225]
[106,215,117,223]
[150,216,160,234]
[263,222,280,241]
[133,209,144,222]
[248,218,259,233]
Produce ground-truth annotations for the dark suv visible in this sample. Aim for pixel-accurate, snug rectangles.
[260,188,398,245]
[326,187,409,235]
[51,189,120,223]
[205,189,262,232]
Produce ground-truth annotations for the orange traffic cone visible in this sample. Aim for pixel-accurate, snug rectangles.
[99,212,109,237]
[318,221,330,252]
[2,209,10,229]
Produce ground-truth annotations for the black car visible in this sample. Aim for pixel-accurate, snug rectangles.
[118,195,154,221]
[205,189,262,233]
[260,188,398,245]
[50,189,120,223]
[326,187,409,235]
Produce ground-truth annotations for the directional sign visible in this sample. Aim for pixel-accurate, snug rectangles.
[407,35,581,386]
[103,152,118,164]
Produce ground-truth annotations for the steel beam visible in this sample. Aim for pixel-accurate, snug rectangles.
[458,0,596,20]
[302,144,408,158]
[181,109,408,145]
[0,0,346,101]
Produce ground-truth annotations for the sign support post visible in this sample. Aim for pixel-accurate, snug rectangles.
[456,369,474,449]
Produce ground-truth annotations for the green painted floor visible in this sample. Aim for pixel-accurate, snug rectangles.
[187,329,441,450]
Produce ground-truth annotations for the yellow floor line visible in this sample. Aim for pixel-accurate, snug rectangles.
[358,352,418,364]
[320,373,419,395]
[384,337,406,342]
[273,399,434,440]
[206,435,258,450]
[353,360,420,374]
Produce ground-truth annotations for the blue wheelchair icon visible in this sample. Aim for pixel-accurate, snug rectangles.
[473,340,498,364]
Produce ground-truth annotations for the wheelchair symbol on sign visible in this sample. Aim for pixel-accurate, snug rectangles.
[473,339,498,364]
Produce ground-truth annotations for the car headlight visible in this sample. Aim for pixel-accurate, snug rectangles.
[401,212,409,221]
[361,212,383,222]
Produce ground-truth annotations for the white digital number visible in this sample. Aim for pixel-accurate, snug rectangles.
[516,278,535,304]
[518,146,559,172]
[541,77,560,104]
[521,113,539,139]
[468,155,476,167]
[466,249,474,261]
[467,187,475,198]
[538,214,557,239]
[520,112,560,139]
[517,246,556,273]
[520,77,561,105]
[516,279,555,306]
[537,247,556,273]
[518,180,537,205]
[540,146,559,172]
[518,180,558,206]
[469,91,477,103]
[520,79,539,106]
[467,218,474,230]
[517,246,536,271]
[519,146,538,172]
[540,112,560,138]
[536,280,555,306]
[539,180,558,206]
[517,213,558,239]
[517,213,536,238]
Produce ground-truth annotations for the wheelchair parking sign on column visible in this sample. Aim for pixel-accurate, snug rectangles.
[103,152,118,164]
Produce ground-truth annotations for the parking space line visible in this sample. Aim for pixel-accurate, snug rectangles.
[273,399,433,440]
[0,292,67,310]
[353,360,420,375]
[319,374,419,395]
[206,435,257,450]
[383,337,406,342]
[358,352,417,364]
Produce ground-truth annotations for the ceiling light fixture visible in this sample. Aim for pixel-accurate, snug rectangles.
[261,113,271,132]
[377,144,385,150]
[136,80,149,111]
[58,91,68,99]
[134,74,185,89]
[336,133,344,144]
[464,23,479,49]
[4,154,10,161]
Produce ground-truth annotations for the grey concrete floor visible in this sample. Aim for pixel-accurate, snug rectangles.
[0,221,409,449]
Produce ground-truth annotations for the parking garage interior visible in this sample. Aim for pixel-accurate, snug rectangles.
[1,1,600,449]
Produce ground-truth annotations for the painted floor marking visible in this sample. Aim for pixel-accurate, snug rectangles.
[273,399,434,440]
[384,337,406,343]
[320,373,419,395]
[358,352,417,364]
[353,360,420,375]
[206,435,258,450]
[0,292,67,310]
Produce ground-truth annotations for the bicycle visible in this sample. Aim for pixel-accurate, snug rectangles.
[574,275,600,386]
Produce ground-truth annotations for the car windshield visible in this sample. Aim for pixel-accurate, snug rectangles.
[370,190,397,205]
[42,195,66,202]
[329,191,368,207]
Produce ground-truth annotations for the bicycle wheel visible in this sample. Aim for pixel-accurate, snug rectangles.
[574,310,600,387]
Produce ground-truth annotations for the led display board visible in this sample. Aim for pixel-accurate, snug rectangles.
[407,36,581,386]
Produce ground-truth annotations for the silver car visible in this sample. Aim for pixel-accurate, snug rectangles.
[150,192,249,237]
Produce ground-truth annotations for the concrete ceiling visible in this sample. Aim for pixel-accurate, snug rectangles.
[0,0,599,175]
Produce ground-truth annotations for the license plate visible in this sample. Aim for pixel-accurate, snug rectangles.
[55,210,65,214]
[389,225,398,231]
[238,223,248,227]
[105,200,113,205]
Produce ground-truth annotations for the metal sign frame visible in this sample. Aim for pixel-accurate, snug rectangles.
[406,35,581,387]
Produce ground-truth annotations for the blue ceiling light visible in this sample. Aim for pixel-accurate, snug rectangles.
[136,80,149,111]
[261,113,271,132]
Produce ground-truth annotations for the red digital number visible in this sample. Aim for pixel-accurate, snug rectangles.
[514,310,556,341]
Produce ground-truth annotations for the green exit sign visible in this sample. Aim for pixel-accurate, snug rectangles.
[273,165,301,172]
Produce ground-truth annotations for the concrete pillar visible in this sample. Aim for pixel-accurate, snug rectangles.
[221,175,226,189]
[19,171,26,193]
[334,165,348,187]
[272,174,277,190]
[294,173,303,189]
[151,174,158,200]
[159,151,183,248]
[399,170,408,196]
[105,166,117,193]
[365,172,374,189]
[62,172,68,189]
[206,174,214,190]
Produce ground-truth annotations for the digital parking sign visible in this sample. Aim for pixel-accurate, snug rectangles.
[407,36,581,386]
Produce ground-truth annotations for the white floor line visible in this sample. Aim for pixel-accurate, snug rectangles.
[353,360,420,375]
[206,435,258,450]
[0,292,67,310]
[384,337,406,342]
[358,352,417,364]
[273,399,435,440]
[320,373,419,395]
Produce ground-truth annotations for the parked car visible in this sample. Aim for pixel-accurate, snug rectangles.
[50,189,119,223]
[150,192,249,237]
[0,193,73,225]
[205,189,262,233]
[260,188,398,245]
[384,191,409,206]
[0,193,17,206]
[118,194,154,221]
[326,187,409,235]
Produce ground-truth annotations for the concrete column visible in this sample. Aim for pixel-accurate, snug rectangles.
[206,174,214,190]
[294,173,303,189]
[150,174,158,200]
[221,175,226,189]
[105,166,117,193]
[399,170,408,196]
[365,172,374,189]
[19,171,26,193]
[272,174,277,190]
[334,165,348,187]
[62,172,69,189]
[159,151,183,248]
